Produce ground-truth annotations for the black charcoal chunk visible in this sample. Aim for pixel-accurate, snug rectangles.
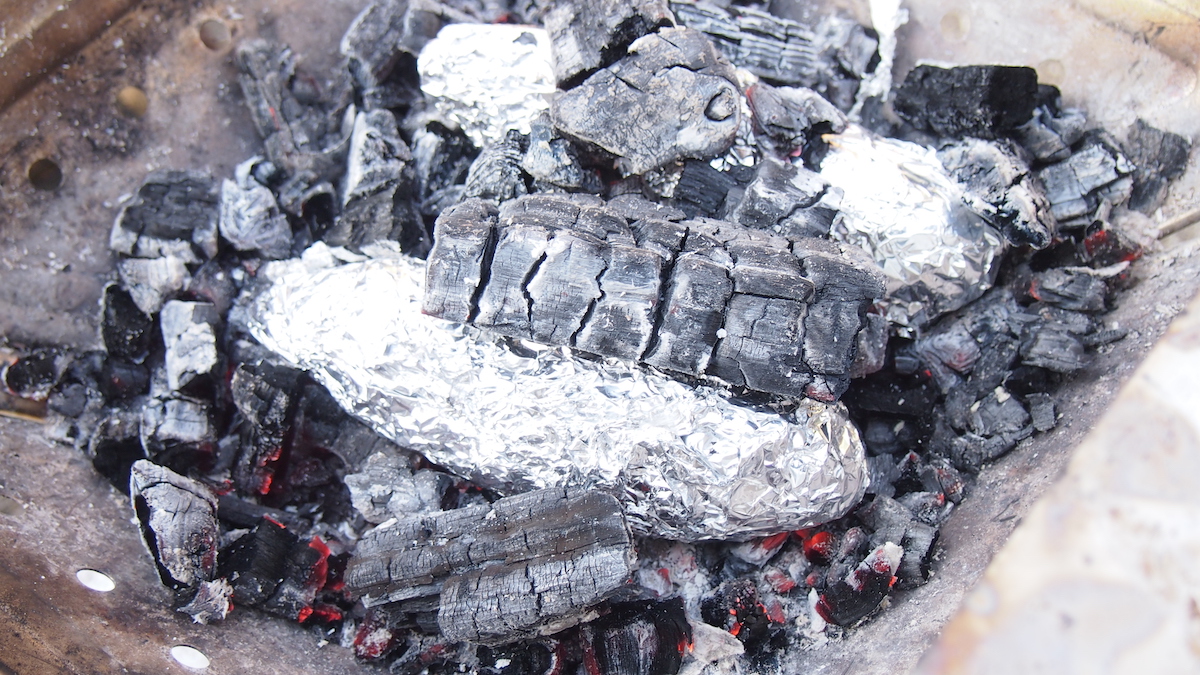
[89,411,146,491]
[102,285,155,362]
[141,396,214,473]
[1025,392,1056,432]
[217,495,309,530]
[915,323,981,393]
[99,358,151,401]
[521,112,597,192]
[815,543,901,626]
[230,363,300,497]
[896,491,952,526]
[424,199,499,322]
[590,598,691,675]
[130,460,218,590]
[552,27,740,175]
[968,388,1030,437]
[938,138,1056,248]
[477,643,552,675]
[261,535,331,621]
[1038,132,1135,224]
[160,301,220,393]
[219,157,293,259]
[574,235,668,360]
[345,488,635,644]
[1030,268,1108,312]
[1021,324,1086,373]
[186,260,238,317]
[643,245,733,376]
[462,130,531,204]
[1011,88,1086,163]
[701,578,770,647]
[671,160,739,218]
[218,518,297,609]
[897,523,937,589]
[850,313,889,379]
[747,82,847,156]
[117,256,190,315]
[894,65,1038,139]
[727,157,835,238]
[412,120,478,209]
[178,579,233,624]
[857,495,913,548]
[1122,119,1192,213]
[4,347,68,399]
[1081,327,1128,348]
[545,0,674,86]
[110,170,219,262]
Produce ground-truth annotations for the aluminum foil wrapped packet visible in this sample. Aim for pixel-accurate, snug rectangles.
[418,24,556,148]
[820,125,1004,331]
[244,244,868,541]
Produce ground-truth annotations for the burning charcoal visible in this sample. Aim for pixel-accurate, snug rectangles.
[87,409,146,492]
[729,532,790,567]
[701,579,770,647]
[110,170,219,262]
[746,82,847,157]
[896,523,936,589]
[814,542,901,626]
[476,642,552,675]
[726,157,837,238]
[4,347,68,399]
[219,157,293,259]
[672,3,877,110]
[545,0,674,86]
[160,301,220,393]
[1025,392,1056,432]
[387,634,456,674]
[586,598,692,675]
[178,578,233,624]
[1122,119,1192,213]
[897,491,952,526]
[140,396,213,472]
[216,494,308,530]
[551,27,741,175]
[856,496,912,548]
[117,256,190,315]
[418,24,556,148]
[340,0,468,110]
[521,112,597,192]
[1030,268,1108,312]
[129,460,218,591]
[186,259,238,316]
[352,607,406,661]
[937,138,1056,249]
[262,535,332,622]
[1010,87,1087,163]
[344,451,451,523]
[230,362,299,496]
[462,130,531,204]
[345,488,636,644]
[893,65,1038,139]
[325,109,426,253]
[915,323,981,393]
[949,431,1028,474]
[968,387,1030,437]
[670,160,739,218]
[1038,131,1135,224]
[919,458,966,504]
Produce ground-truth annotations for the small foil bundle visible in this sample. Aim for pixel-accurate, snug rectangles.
[245,246,868,541]
[820,125,1004,331]
[418,24,556,148]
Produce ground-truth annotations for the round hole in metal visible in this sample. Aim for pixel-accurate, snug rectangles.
[170,645,210,670]
[28,158,63,191]
[198,19,231,51]
[75,569,115,592]
[116,85,149,117]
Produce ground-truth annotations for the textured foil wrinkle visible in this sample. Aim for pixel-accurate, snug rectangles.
[245,246,868,541]
[820,125,1004,331]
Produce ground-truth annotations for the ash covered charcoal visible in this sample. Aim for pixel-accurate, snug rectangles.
[521,112,599,193]
[461,129,531,203]
[344,451,454,523]
[110,170,219,262]
[583,598,692,675]
[671,2,878,110]
[726,157,839,239]
[937,138,1056,249]
[410,119,478,214]
[219,157,293,259]
[701,579,773,648]
[667,159,742,218]
[545,0,674,86]
[160,300,220,394]
[551,27,741,176]
[345,488,636,644]
[229,361,301,497]
[893,65,1039,139]
[117,256,190,315]
[1038,131,1135,225]
[1029,268,1109,313]
[1122,119,1192,213]
[140,396,215,473]
[101,285,156,362]
[746,81,847,157]
[1010,86,1087,164]
[814,542,901,626]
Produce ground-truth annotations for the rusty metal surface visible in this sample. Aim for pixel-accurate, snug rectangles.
[0,0,1197,674]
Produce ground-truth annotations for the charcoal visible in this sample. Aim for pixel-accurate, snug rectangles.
[98,357,150,401]
[671,160,739,218]
[937,138,1056,248]
[895,491,950,526]
[606,193,686,222]
[178,579,233,624]
[746,82,847,157]
[110,170,219,262]
[1031,303,1095,335]
[815,543,901,626]
[476,643,552,675]
[551,27,741,175]
[588,598,691,675]
[949,430,1030,473]
[919,458,966,504]
[462,130,531,203]
[1038,132,1135,224]
[4,347,68,399]
[862,419,902,456]
[915,323,981,393]
[412,120,478,207]
[90,410,146,491]
[262,535,332,621]
[48,382,88,418]
[422,198,499,322]
[345,488,635,644]
[230,363,300,496]
[544,0,674,86]
[845,372,937,419]
[726,157,836,238]
[117,256,190,315]
[1030,268,1108,312]
[352,607,406,661]
[185,259,238,317]
[1025,392,1056,432]
[1122,119,1192,213]
[326,109,426,253]
[521,112,597,192]
[219,157,293,259]
[896,522,936,589]
[140,396,214,472]
[729,533,790,567]
[671,3,877,109]
[1081,327,1128,348]
[341,0,467,110]
[129,460,218,590]
[849,313,889,378]
[160,301,220,393]
[1010,89,1086,163]
[344,451,451,523]
[701,579,770,647]
[968,387,1030,437]
[893,65,1038,139]
[856,496,912,548]
[216,494,309,531]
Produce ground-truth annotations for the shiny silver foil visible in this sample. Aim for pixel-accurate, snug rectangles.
[245,245,868,541]
[820,125,1004,331]
[418,24,556,148]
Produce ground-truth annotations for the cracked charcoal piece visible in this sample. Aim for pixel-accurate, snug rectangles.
[545,0,674,86]
[897,522,936,589]
[325,109,427,254]
[1011,88,1086,164]
[1122,119,1192,213]
[219,157,293,259]
[671,160,740,218]
[130,460,218,591]
[344,451,452,523]
[461,130,531,204]
[1020,324,1086,373]
[1037,132,1135,224]
[230,362,299,496]
[937,138,1056,249]
[967,388,1029,437]
[521,112,597,192]
[671,2,877,110]
[727,157,837,238]
[1030,268,1108,312]
[341,0,468,110]
[588,598,692,675]
[701,579,770,647]
[160,301,220,393]
[260,534,332,621]
[117,256,190,315]
[814,542,901,626]
[178,579,233,624]
[746,82,847,157]
[344,487,635,644]
[893,65,1038,139]
[90,411,146,491]
[551,27,741,176]
[412,120,477,206]
[426,194,883,400]
[110,170,219,262]
[102,285,156,362]
[1025,392,1057,432]
[140,396,214,472]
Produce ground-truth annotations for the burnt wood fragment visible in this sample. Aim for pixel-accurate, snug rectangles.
[747,82,847,157]
[219,157,293,259]
[130,460,218,591]
[587,598,692,675]
[102,285,156,362]
[1122,119,1192,213]
[462,130,531,204]
[545,0,674,86]
[110,170,219,262]
[231,362,300,496]
[938,138,1056,249]
[344,487,636,645]
[160,301,220,394]
[894,65,1038,139]
[814,543,901,626]
[1010,87,1086,164]
[1037,131,1134,224]
[726,157,836,238]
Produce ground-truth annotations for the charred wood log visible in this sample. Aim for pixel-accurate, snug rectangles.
[129,460,219,592]
[545,0,674,87]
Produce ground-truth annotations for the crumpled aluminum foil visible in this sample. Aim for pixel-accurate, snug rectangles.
[244,245,868,541]
[820,125,1004,331]
[418,24,556,148]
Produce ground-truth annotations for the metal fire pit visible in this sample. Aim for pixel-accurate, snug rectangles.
[1,1,1197,673]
